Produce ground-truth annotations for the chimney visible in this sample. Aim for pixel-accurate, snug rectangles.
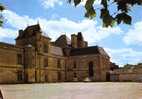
[77,32,84,48]
[84,41,88,47]
[19,30,23,37]
[71,34,77,48]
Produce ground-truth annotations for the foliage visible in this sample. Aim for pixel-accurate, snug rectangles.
[123,64,134,69]
[69,0,142,27]
[0,3,5,27]
[123,63,142,69]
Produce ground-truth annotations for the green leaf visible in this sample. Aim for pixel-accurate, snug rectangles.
[85,6,96,19]
[0,19,3,27]
[100,8,115,27]
[74,0,81,6]
[101,0,108,8]
[115,13,132,25]
[85,0,96,19]
[0,4,5,11]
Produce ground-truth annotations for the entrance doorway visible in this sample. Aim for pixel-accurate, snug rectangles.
[88,61,94,77]
[106,72,110,81]
[35,70,37,82]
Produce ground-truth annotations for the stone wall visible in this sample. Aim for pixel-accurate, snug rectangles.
[110,68,142,82]
[0,44,23,66]
[66,54,110,82]
[0,65,24,84]
[0,44,24,84]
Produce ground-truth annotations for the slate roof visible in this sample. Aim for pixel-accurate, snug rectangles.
[0,42,17,48]
[25,24,41,32]
[55,34,71,45]
[70,46,109,57]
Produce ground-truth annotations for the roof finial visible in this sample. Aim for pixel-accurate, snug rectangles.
[37,19,40,25]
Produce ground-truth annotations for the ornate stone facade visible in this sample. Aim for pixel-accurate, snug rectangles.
[0,24,112,84]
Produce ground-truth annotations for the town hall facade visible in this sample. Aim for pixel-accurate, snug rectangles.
[0,24,112,83]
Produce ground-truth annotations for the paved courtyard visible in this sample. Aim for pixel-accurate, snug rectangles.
[0,82,142,99]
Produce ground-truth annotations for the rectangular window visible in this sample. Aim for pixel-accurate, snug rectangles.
[44,58,48,67]
[58,72,61,81]
[73,61,77,68]
[17,54,22,65]
[45,75,48,82]
[57,59,61,68]
[17,71,23,81]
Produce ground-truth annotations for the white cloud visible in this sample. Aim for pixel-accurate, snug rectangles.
[40,0,101,9]
[0,27,18,38]
[38,18,122,43]
[0,27,18,43]
[40,0,63,9]
[2,10,122,43]
[123,21,142,46]
[3,10,36,29]
[105,48,142,66]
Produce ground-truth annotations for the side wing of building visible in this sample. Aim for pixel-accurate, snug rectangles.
[64,46,111,82]
[0,42,24,83]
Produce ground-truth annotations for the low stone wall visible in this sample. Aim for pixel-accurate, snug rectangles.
[110,69,142,82]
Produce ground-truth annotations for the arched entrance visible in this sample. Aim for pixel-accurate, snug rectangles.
[88,61,94,77]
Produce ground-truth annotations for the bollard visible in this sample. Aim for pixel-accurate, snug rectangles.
[0,90,3,99]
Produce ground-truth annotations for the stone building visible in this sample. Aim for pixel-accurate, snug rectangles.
[110,63,142,82]
[0,24,112,84]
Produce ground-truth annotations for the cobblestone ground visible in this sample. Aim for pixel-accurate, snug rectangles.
[0,82,142,99]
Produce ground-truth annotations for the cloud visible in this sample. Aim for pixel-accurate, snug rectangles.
[105,48,142,66]
[0,27,18,43]
[40,0,63,9]
[123,21,142,46]
[38,18,122,43]
[2,10,122,43]
[3,10,36,29]
[40,0,101,9]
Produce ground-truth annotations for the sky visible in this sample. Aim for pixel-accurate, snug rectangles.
[0,0,142,66]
